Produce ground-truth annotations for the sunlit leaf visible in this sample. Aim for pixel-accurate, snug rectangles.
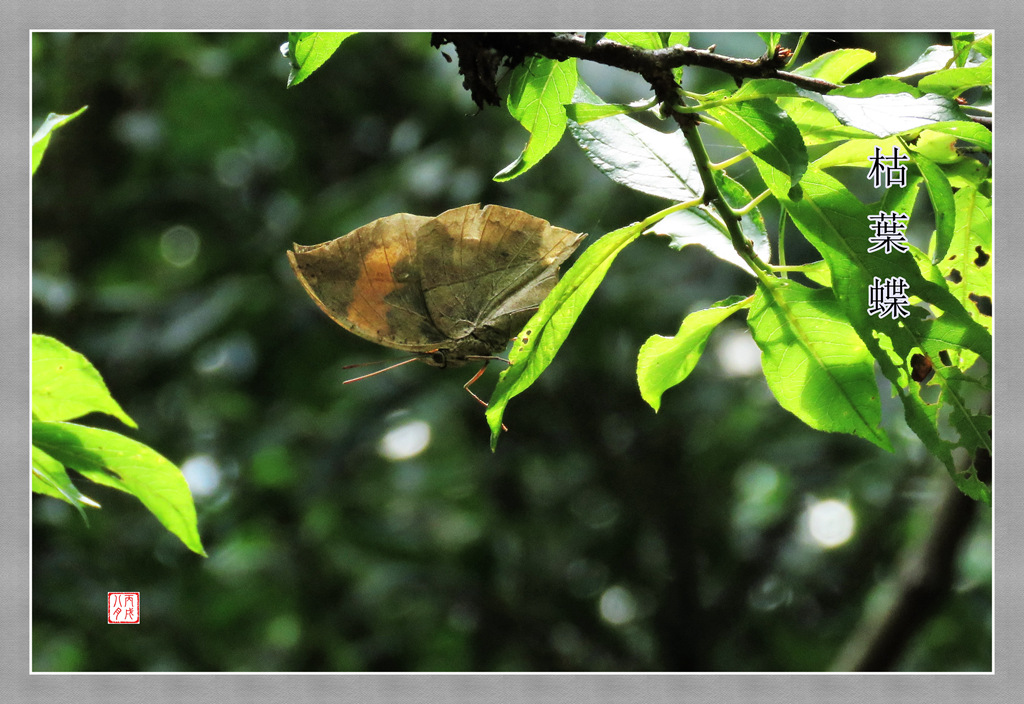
[791,48,875,83]
[917,60,992,98]
[910,152,956,261]
[286,32,358,88]
[913,121,991,151]
[488,221,644,447]
[893,44,986,77]
[495,57,578,181]
[757,32,782,50]
[753,160,991,490]
[568,82,700,200]
[816,91,970,138]
[32,334,136,428]
[972,32,992,59]
[637,295,750,411]
[33,421,206,555]
[950,32,975,68]
[813,135,902,170]
[32,445,100,521]
[831,77,922,99]
[605,32,666,50]
[647,172,770,275]
[31,106,87,175]
[708,97,808,190]
[907,129,964,164]
[939,184,992,347]
[749,281,891,450]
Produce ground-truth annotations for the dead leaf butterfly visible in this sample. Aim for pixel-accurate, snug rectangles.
[288,203,586,405]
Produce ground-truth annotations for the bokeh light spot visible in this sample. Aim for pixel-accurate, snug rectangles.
[180,454,222,498]
[599,585,638,625]
[159,225,201,268]
[378,420,431,461]
[806,498,856,548]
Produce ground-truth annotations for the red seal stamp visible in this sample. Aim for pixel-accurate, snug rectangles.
[107,592,140,624]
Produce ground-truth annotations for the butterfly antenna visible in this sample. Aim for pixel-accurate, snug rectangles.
[342,357,420,384]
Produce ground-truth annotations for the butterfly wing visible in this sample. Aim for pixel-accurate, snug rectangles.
[288,212,451,353]
[417,204,586,351]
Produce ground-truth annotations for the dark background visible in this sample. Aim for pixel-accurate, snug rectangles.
[31,31,991,672]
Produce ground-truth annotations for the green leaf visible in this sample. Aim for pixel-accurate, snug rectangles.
[816,91,970,138]
[487,221,644,448]
[877,174,923,226]
[768,76,975,143]
[830,77,922,99]
[568,82,700,200]
[584,32,607,47]
[950,32,975,68]
[813,135,902,170]
[917,60,992,98]
[971,33,992,60]
[909,152,956,261]
[895,43,987,77]
[33,421,206,555]
[707,97,808,191]
[32,334,136,428]
[752,160,991,488]
[921,121,991,152]
[637,296,750,411]
[893,45,956,77]
[31,106,87,175]
[939,184,992,351]
[757,33,782,51]
[907,129,964,164]
[32,445,101,521]
[781,96,863,146]
[666,32,690,49]
[647,172,770,275]
[605,32,666,50]
[495,57,578,181]
[749,281,891,450]
[666,32,690,84]
[799,260,833,288]
[791,48,875,83]
[731,78,802,101]
[285,32,358,88]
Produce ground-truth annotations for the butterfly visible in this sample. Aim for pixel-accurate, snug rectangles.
[287,203,586,404]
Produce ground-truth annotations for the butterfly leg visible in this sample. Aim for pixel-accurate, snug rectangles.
[464,362,508,432]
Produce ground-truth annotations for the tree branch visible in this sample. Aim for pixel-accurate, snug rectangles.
[431,32,992,130]
[830,478,983,671]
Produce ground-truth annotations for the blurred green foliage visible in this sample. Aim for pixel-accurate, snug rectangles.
[31,31,990,672]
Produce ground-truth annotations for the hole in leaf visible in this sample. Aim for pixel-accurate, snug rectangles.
[946,268,962,284]
[974,245,990,267]
[938,349,952,366]
[968,293,992,317]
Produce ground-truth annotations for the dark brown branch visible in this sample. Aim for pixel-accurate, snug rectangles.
[830,479,982,671]
[431,32,992,131]
[430,32,837,108]
[542,33,842,94]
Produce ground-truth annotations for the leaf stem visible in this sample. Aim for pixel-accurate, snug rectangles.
[731,188,771,216]
[639,196,705,231]
[777,207,789,277]
[710,150,751,171]
[786,32,809,69]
